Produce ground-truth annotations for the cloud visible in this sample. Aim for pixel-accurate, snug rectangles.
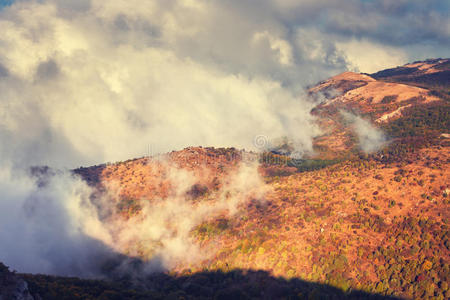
[95,160,268,270]
[0,158,268,277]
[0,0,336,169]
[336,38,408,73]
[1,0,446,168]
[321,0,450,47]
[252,31,294,66]
[0,167,116,276]
[273,0,449,69]
[0,0,330,276]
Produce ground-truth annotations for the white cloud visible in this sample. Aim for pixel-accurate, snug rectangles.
[336,39,408,73]
[0,0,328,169]
[0,157,268,276]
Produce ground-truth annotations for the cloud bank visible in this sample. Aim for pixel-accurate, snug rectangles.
[0,168,115,276]
[1,0,448,168]
[0,0,327,169]
[0,159,267,277]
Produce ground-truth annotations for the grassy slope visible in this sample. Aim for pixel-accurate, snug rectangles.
[187,145,449,299]
[21,142,450,299]
[17,62,450,300]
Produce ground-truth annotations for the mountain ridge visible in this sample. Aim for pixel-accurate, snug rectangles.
[4,59,449,300]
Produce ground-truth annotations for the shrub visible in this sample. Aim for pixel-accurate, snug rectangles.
[374,174,383,180]
[381,95,398,104]
[393,175,402,182]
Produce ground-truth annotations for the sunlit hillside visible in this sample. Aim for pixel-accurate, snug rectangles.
[4,60,446,299]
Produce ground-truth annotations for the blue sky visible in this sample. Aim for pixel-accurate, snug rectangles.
[0,0,13,8]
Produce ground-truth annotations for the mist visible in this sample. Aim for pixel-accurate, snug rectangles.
[341,111,387,153]
[0,167,116,276]
[95,160,268,270]
[0,159,267,277]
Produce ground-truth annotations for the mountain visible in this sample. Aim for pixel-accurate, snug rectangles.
[371,58,450,91]
[9,59,450,300]
[309,58,449,159]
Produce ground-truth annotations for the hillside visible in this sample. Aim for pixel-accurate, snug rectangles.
[10,59,450,299]
[371,59,450,93]
[68,145,449,299]
[0,262,35,300]
[309,59,449,159]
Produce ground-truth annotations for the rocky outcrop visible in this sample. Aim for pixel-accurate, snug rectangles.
[0,263,36,300]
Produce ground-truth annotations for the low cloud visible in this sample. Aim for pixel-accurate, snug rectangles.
[0,167,116,276]
[96,160,267,270]
[0,159,267,277]
[341,111,387,153]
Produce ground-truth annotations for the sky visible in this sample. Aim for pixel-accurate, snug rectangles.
[0,0,449,168]
[0,0,13,8]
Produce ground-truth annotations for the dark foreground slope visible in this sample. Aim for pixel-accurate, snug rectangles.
[0,262,34,300]
[20,267,401,300]
[1,260,401,299]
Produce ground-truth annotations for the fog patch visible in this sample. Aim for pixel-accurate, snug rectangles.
[341,111,387,153]
[0,158,268,277]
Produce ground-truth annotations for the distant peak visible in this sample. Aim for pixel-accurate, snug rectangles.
[329,71,375,82]
[403,58,448,70]
[371,58,450,80]
[309,71,374,96]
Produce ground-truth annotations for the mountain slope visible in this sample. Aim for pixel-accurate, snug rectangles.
[309,59,449,159]
[371,58,450,89]
[17,59,450,300]
[0,262,35,300]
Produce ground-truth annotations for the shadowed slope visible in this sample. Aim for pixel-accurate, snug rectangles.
[21,267,402,300]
